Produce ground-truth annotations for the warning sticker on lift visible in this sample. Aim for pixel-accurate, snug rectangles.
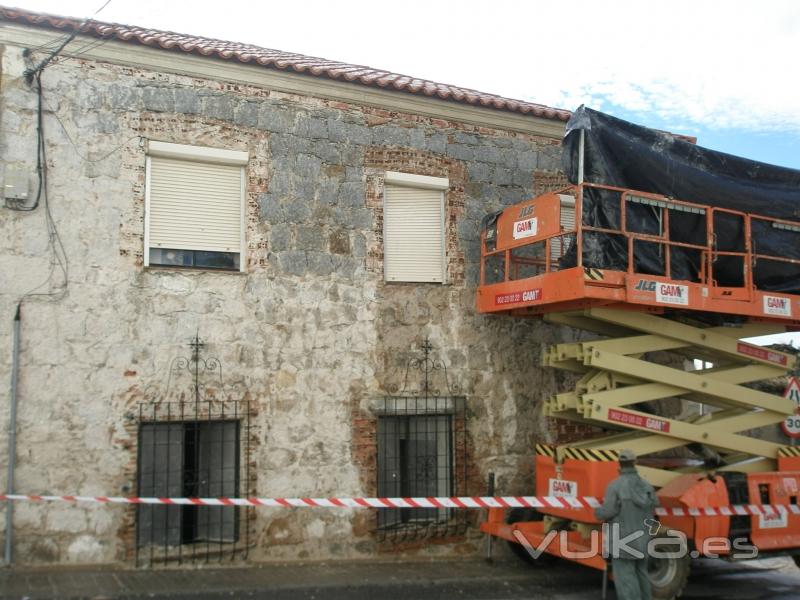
[736,342,788,366]
[608,408,671,433]
[758,511,788,529]
[763,295,792,317]
[655,283,689,306]
[512,217,538,240]
[781,377,800,438]
[495,288,542,306]
[548,478,578,499]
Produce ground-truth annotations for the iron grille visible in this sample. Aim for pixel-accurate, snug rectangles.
[135,334,252,566]
[374,338,468,542]
[376,396,467,541]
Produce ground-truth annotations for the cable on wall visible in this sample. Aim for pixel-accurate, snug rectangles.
[2,0,113,567]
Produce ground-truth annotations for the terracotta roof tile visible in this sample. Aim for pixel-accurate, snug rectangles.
[0,5,571,123]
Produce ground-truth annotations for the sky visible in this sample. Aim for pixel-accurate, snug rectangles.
[11,0,800,345]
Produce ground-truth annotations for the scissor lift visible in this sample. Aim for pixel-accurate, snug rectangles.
[542,307,796,484]
[477,180,800,598]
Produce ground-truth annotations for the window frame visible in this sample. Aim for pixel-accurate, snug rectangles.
[377,413,454,529]
[136,419,242,548]
[143,141,248,273]
[383,171,449,284]
[371,395,467,541]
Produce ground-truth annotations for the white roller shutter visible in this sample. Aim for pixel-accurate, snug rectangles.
[559,194,576,231]
[147,156,243,253]
[384,184,444,282]
[551,195,576,265]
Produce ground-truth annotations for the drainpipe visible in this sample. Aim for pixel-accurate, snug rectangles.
[4,304,21,566]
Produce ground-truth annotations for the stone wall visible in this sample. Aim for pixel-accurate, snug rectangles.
[0,41,572,565]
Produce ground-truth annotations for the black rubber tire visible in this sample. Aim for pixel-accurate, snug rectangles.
[505,507,555,566]
[793,554,800,569]
[648,542,691,600]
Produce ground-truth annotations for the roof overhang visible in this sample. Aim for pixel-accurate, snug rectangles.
[0,19,567,139]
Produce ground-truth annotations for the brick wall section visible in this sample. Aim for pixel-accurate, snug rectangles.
[349,400,478,552]
[119,112,270,270]
[533,169,570,196]
[350,402,377,496]
[363,147,467,285]
[550,419,603,444]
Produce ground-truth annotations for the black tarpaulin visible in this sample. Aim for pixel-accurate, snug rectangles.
[560,106,800,293]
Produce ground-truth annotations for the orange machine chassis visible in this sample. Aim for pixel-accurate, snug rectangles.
[481,454,800,569]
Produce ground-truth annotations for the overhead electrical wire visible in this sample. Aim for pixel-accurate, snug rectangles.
[7,0,114,300]
[11,70,69,303]
[68,36,110,58]
[23,0,112,80]
[43,93,140,165]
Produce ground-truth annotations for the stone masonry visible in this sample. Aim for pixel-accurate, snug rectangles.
[0,38,577,566]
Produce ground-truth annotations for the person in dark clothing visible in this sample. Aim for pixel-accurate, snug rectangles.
[595,449,659,600]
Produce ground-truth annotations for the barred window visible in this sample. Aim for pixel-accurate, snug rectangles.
[375,397,467,540]
[137,420,240,549]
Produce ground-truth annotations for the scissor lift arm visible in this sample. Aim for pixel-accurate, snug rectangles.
[542,307,796,485]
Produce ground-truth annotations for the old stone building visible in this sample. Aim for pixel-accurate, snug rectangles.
[0,7,578,566]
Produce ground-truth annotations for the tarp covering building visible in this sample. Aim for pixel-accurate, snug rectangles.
[561,107,800,293]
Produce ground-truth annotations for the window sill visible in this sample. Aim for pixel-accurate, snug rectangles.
[144,265,246,275]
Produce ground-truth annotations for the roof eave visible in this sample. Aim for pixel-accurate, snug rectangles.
[0,5,571,130]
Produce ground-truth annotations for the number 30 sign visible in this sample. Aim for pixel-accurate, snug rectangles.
[781,377,800,439]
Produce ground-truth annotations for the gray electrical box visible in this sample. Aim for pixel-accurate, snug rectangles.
[3,167,30,201]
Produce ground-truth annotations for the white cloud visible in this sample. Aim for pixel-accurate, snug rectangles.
[516,2,800,132]
[17,0,800,133]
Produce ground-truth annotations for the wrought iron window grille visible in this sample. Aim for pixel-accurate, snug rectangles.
[375,338,468,543]
[135,333,253,566]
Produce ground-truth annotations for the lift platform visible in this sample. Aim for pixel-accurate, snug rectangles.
[478,182,800,326]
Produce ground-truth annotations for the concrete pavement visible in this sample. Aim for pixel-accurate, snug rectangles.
[1,556,799,599]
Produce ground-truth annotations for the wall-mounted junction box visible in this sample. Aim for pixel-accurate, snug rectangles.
[3,167,30,202]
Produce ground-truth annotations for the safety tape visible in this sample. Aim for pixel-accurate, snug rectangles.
[2,494,800,517]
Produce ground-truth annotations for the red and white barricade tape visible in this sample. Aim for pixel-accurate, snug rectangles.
[2,494,800,517]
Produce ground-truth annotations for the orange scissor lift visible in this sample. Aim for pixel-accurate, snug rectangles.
[477,179,800,598]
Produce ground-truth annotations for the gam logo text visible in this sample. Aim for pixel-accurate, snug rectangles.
[658,284,684,298]
[512,217,538,240]
[633,279,689,306]
[494,288,543,305]
[764,295,792,316]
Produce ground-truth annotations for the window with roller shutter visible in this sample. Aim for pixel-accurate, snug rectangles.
[551,194,576,267]
[144,141,248,272]
[383,171,449,283]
